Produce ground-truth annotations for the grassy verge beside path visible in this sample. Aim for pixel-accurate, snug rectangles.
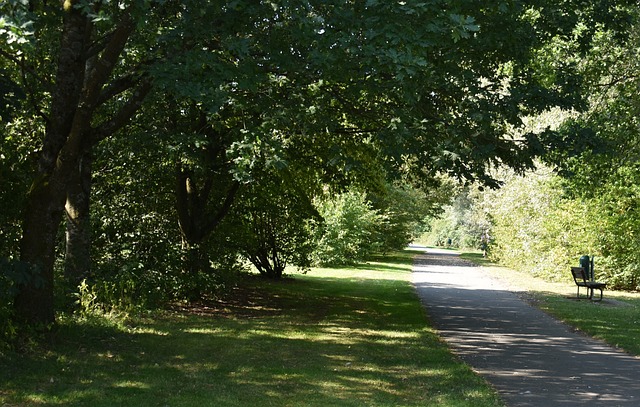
[461,252,640,356]
[1,249,503,407]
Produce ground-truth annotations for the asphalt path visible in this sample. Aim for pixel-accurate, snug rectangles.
[411,245,640,407]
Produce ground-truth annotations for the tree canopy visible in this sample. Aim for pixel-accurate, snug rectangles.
[1,0,635,330]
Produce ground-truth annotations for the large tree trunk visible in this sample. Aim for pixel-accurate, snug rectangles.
[14,5,90,325]
[14,3,139,326]
[64,148,93,290]
[14,177,67,325]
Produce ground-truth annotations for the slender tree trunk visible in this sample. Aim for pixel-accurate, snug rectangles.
[175,165,240,250]
[64,147,93,290]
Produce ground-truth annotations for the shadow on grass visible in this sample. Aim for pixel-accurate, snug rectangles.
[0,319,469,405]
[533,292,640,356]
[0,250,501,407]
[368,251,416,265]
[316,251,415,274]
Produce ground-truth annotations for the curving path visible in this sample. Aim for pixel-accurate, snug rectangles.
[411,245,640,407]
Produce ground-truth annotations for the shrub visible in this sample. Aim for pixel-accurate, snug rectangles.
[312,191,382,266]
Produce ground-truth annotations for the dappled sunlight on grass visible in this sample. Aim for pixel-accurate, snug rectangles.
[182,327,226,335]
[354,261,414,274]
[308,267,413,281]
[1,249,503,407]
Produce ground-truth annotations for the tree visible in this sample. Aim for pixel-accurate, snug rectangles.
[3,0,628,327]
[535,4,640,288]
[423,185,492,249]
[368,182,446,252]
[0,2,156,325]
[172,108,240,285]
[232,166,319,278]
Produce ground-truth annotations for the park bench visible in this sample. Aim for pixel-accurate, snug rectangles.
[570,267,607,301]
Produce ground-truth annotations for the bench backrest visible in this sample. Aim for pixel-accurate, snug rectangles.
[571,267,588,284]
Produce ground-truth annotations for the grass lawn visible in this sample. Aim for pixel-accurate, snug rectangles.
[1,250,503,407]
[461,252,640,357]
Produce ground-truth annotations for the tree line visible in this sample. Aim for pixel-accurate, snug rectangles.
[425,5,640,288]
[1,1,635,341]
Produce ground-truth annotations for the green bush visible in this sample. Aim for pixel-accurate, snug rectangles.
[312,191,382,266]
[484,170,582,281]
[481,168,614,285]
[588,165,640,290]
[231,169,317,278]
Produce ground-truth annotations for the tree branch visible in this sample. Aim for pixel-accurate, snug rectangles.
[202,181,241,235]
[0,48,52,89]
[91,77,153,144]
[95,73,139,107]
[80,11,137,111]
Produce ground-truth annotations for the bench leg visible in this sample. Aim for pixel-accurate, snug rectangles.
[592,288,603,302]
[576,286,588,299]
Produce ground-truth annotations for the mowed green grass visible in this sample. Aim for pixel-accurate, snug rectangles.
[0,250,503,407]
[461,252,640,356]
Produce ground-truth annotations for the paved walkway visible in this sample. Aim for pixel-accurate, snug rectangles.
[411,246,640,407]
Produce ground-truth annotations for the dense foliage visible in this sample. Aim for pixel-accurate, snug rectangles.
[481,169,589,281]
[457,6,640,290]
[422,185,490,249]
[312,191,382,266]
[431,162,640,290]
[424,5,640,290]
[1,0,636,346]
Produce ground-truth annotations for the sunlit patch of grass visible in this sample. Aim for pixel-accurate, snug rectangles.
[130,326,171,336]
[113,380,150,389]
[1,249,503,407]
[182,327,225,335]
